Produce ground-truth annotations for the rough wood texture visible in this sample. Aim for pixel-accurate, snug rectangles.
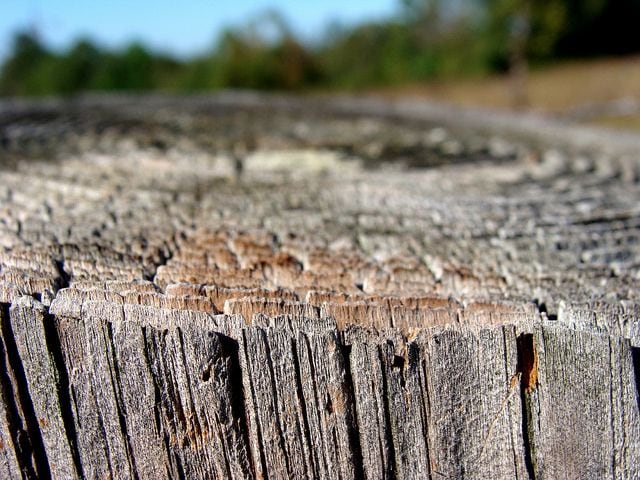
[529,325,640,479]
[0,93,638,478]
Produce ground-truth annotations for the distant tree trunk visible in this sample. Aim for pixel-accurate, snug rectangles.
[508,9,530,109]
[509,8,530,109]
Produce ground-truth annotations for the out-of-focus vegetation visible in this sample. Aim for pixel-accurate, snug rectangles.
[1,0,639,96]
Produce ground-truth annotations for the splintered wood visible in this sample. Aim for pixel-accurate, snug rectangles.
[0,95,638,479]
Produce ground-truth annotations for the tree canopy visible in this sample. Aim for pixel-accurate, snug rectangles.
[1,0,639,96]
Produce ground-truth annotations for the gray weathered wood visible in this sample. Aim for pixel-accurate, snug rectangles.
[529,325,640,479]
[6,297,80,479]
[0,94,639,478]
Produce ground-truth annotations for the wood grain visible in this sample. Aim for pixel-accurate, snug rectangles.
[0,94,638,478]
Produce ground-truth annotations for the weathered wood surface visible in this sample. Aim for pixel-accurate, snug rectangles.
[0,94,638,478]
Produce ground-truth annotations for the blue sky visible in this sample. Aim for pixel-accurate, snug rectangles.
[1,0,399,61]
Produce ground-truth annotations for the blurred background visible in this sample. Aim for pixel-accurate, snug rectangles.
[2,0,640,125]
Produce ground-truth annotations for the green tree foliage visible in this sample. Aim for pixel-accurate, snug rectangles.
[49,39,103,93]
[0,1,639,96]
[212,12,320,90]
[478,0,640,68]
[0,31,55,95]
[93,43,155,90]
